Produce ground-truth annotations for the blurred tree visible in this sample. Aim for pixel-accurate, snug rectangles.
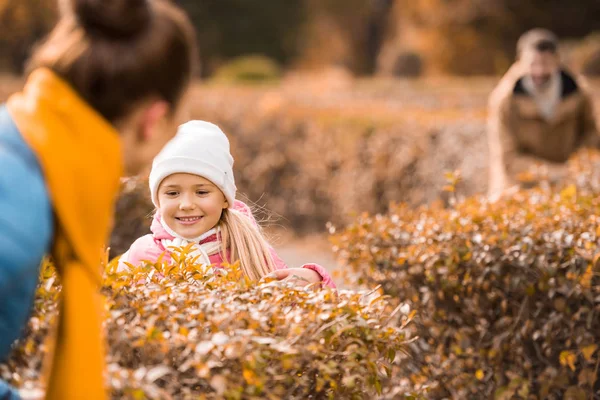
[366,0,394,73]
[2,0,600,76]
[176,0,305,77]
[177,0,395,76]
[381,0,600,75]
[0,0,56,73]
[504,0,600,41]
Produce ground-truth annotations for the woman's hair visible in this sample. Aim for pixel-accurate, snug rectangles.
[27,0,198,123]
[219,208,277,281]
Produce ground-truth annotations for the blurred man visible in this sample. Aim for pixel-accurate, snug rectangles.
[487,29,598,198]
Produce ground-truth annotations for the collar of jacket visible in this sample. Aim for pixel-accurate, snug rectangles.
[513,69,579,99]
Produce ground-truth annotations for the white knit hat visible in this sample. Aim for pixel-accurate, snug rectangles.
[149,120,237,207]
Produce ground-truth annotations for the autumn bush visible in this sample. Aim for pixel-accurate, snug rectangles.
[188,80,491,233]
[105,77,493,255]
[0,250,423,399]
[211,55,282,84]
[331,150,600,399]
[109,178,153,259]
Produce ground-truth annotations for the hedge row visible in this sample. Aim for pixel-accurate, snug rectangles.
[332,150,600,399]
[1,251,423,399]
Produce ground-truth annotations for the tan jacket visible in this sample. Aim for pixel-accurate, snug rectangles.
[487,63,598,196]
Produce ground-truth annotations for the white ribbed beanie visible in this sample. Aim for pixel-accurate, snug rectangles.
[149,120,237,207]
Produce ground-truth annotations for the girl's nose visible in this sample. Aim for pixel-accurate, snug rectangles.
[179,193,195,210]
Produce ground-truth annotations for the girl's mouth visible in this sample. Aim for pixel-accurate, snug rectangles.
[175,216,202,225]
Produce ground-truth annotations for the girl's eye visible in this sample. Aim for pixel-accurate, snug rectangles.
[196,190,209,195]
[165,191,178,196]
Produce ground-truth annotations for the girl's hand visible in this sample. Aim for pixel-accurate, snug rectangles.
[268,268,322,286]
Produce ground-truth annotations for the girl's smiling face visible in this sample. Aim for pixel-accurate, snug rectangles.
[157,173,229,239]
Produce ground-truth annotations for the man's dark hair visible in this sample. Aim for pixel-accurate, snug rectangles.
[517,29,559,59]
[534,39,558,54]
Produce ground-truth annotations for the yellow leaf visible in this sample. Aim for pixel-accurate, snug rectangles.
[408,310,417,320]
[475,369,485,381]
[243,367,258,385]
[132,389,146,400]
[282,356,294,370]
[581,344,598,362]
[400,309,417,329]
[580,266,593,289]
[560,350,577,371]
[451,345,463,356]
[560,184,577,200]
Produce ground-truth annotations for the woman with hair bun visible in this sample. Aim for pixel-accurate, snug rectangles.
[0,0,198,398]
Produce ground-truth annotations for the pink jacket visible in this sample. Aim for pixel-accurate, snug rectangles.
[118,201,335,288]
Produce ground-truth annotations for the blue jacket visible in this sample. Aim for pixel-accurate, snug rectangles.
[0,106,53,398]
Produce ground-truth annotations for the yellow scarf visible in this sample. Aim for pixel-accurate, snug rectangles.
[7,68,123,399]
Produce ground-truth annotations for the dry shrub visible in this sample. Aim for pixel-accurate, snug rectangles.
[109,178,154,259]
[391,53,423,78]
[0,75,506,243]
[109,77,494,254]
[188,81,490,235]
[1,250,423,399]
[211,55,282,84]
[331,150,600,399]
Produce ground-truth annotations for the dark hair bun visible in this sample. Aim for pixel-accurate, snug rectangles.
[71,0,151,38]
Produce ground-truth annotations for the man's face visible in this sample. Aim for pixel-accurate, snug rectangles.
[523,50,560,90]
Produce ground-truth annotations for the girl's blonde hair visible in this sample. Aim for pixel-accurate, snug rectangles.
[218,208,276,280]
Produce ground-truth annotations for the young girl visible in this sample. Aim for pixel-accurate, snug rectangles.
[0,0,197,397]
[119,120,336,288]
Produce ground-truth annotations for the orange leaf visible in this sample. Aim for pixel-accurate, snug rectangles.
[475,369,485,381]
[581,345,598,362]
[560,351,577,371]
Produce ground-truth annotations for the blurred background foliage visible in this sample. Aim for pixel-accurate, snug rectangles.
[2,0,600,77]
[3,0,600,250]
